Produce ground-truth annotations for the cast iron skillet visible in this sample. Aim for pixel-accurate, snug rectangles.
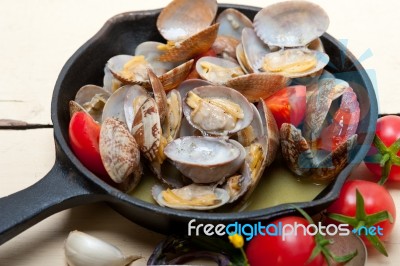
[0,4,378,245]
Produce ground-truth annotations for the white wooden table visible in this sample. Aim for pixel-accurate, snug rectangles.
[0,0,399,265]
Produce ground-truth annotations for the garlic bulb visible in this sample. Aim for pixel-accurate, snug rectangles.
[65,230,141,266]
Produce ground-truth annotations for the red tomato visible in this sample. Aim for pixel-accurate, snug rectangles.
[69,112,108,178]
[365,115,400,182]
[327,180,396,243]
[264,85,306,129]
[246,216,326,266]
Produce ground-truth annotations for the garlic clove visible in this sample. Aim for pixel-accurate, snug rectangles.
[65,230,141,266]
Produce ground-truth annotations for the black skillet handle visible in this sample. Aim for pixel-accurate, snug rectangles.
[0,159,107,245]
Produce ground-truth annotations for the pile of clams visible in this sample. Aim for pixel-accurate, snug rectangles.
[69,0,360,210]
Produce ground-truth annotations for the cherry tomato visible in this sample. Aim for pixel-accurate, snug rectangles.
[327,180,396,243]
[365,115,400,183]
[69,111,108,178]
[246,216,326,266]
[264,85,306,129]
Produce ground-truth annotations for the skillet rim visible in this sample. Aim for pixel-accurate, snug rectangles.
[51,4,378,222]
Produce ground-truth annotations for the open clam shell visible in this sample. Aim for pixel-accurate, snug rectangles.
[131,97,162,162]
[225,100,279,203]
[148,68,168,123]
[135,41,178,75]
[280,123,358,181]
[225,73,289,103]
[158,60,194,91]
[216,8,253,40]
[257,100,280,167]
[227,139,247,178]
[253,1,329,47]
[241,27,272,73]
[123,85,149,130]
[236,44,252,74]
[99,118,142,186]
[261,48,329,78]
[152,184,229,210]
[212,35,240,61]
[156,0,217,42]
[195,56,245,84]
[164,136,243,184]
[107,55,193,91]
[237,104,264,147]
[103,66,122,93]
[303,78,349,141]
[74,85,110,122]
[280,123,315,176]
[102,85,133,124]
[176,79,212,99]
[69,100,87,119]
[158,24,219,62]
[107,55,150,86]
[182,85,254,136]
[162,89,182,141]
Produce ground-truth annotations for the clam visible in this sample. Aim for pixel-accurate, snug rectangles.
[303,78,350,142]
[152,184,229,210]
[182,85,254,136]
[176,79,212,99]
[131,97,162,163]
[103,66,122,93]
[192,55,289,103]
[157,0,217,42]
[164,136,243,184]
[148,68,168,123]
[123,85,149,130]
[280,123,357,181]
[227,139,247,178]
[237,104,264,147]
[235,44,252,74]
[253,1,330,47]
[162,89,183,141]
[212,36,240,61]
[280,78,360,181]
[106,54,193,91]
[102,85,132,123]
[72,85,110,122]
[158,24,219,62]
[156,0,218,62]
[225,72,289,103]
[135,41,179,75]
[102,84,149,127]
[99,118,142,192]
[216,8,253,40]
[261,48,329,78]
[225,100,279,202]
[69,100,86,118]
[240,27,272,73]
[211,8,252,61]
[195,56,245,84]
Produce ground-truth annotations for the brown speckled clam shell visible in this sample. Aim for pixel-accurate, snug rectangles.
[131,97,161,162]
[99,118,141,184]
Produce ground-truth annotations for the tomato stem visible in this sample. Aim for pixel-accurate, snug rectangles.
[380,153,390,167]
[327,189,392,257]
[370,135,400,185]
[291,205,357,265]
